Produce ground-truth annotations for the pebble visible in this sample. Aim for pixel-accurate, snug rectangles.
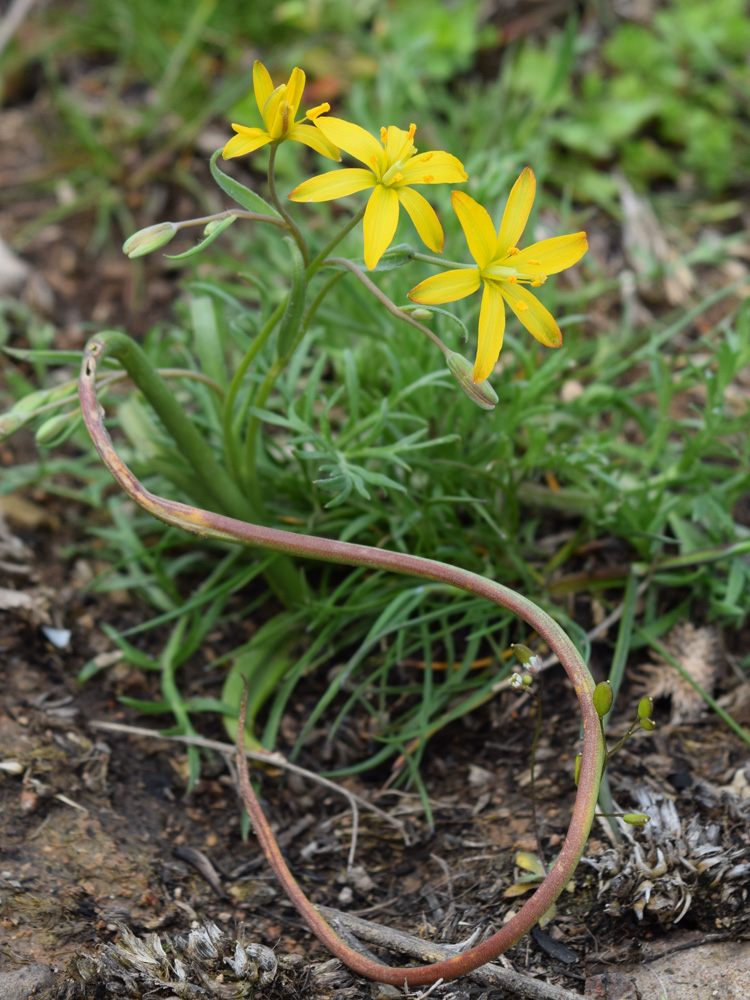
[0,963,55,999]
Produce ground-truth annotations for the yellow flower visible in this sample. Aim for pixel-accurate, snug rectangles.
[288,116,467,270]
[408,168,588,383]
[223,61,340,162]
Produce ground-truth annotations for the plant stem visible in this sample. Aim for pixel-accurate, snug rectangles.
[79,338,606,987]
[323,257,451,356]
[267,144,310,265]
[84,332,306,606]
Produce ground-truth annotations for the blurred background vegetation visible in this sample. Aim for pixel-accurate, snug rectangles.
[1,0,748,793]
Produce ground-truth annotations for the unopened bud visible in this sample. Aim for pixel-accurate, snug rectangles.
[446,352,498,411]
[637,696,654,720]
[593,680,613,719]
[410,308,433,322]
[622,813,650,826]
[123,221,178,258]
[639,717,656,731]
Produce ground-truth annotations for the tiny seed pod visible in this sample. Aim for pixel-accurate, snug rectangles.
[639,717,656,731]
[637,696,654,720]
[574,752,582,787]
[622,813,650,826]
[593,680,613,719]
[511,643,534,665]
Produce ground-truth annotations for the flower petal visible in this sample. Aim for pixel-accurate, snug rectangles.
[262,84,287,135]
[223,129,271,159]
[495,167,535,259]
[289,168,375,202]
[397,186,443,254]
[384,124,416,164]
[363,184,400,269]
[474,281,506,382]
[287,122,341,161]
[502,282,562,348]
[513,232,588,276]
[408,268,481,304]
[399,151,468,185]
[313,116,384,173]
[451,191,497,269]
[253,61,274,117]
[285,67,305,120]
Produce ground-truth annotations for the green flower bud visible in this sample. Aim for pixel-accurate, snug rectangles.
[123,222,178,258]
[637,696,654,720]
[639,717,656,731]
[593,680,613,719]
[574,752,581,786]
[35,412,72,445]
[622,813,650,826]
[409,308,433,322]
[445,352,498,411]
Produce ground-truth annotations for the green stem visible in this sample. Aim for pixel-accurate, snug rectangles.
[267,144,310,265]
[410,251,474,270]
[240,271,345,500]
[307,205,366,275]
[323,257,451,356]
[174,208,287,231]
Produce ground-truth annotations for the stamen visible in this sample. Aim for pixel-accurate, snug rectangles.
[380,126,388,144]
[526,259,541,265]
[531,276,547,287]
[392,172,403,183]
[281,102,290,134]
[507,247,520,255]
[422,174,434,183]
[516,301,529,312]
[306,103,329,120]
[370,154,379,168]
[408,123,417,139]
[506,275,517,283]
[419,152,434,162]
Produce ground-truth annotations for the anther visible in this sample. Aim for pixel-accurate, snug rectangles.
[380,127,388,144]
[516,301,529,312]
[507,247,520,255]
[422,174,434,183]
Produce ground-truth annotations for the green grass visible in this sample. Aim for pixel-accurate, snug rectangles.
[2,0,749,793]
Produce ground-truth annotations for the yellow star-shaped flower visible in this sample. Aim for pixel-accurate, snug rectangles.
[288,116,467,270]
[408,168,588,383]
[223,61,340,162]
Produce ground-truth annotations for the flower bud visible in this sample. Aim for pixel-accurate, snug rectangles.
[637,696,654,720]
[123,222,178,258]
[409,308,433,322]
[639,717,656,731]
[446,352,498,410]
[593,680,613,719]
[622,813,650,826]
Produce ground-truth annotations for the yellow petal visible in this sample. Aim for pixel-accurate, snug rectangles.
[287,122,341,161]
[223,129,271,159]
[495,167,535,259]
[253,61,274,117]
[502,282,562,348]
[363,185,400,269]
[262,84,287,135]
[313,116,384,173]
[474,281,506,383]
[408,268,480,304]
[399,151,468,186]
[397,186,443,254]
[289,168,375,202]
[285,67,305,120]
[451,191,497,269]
[513,232,588,276]
[384,124,416,164]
